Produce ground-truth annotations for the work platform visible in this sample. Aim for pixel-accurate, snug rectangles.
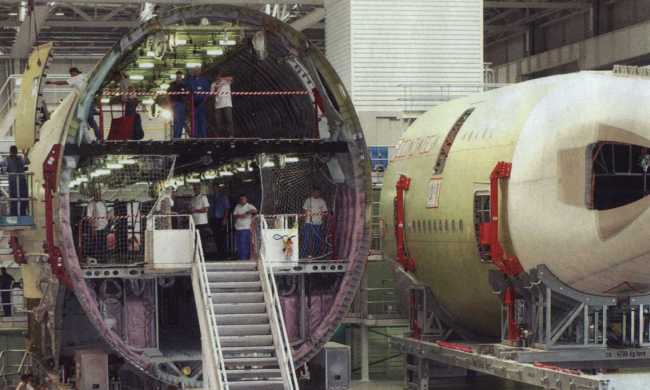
[66,138,349,165]
[390,335,650,390]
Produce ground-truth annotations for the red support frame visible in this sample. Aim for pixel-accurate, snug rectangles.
[479,161,524,343]
[394,174,416,272]
[43,145,71,287]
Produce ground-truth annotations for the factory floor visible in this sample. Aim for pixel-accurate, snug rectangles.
[351,381,403,390]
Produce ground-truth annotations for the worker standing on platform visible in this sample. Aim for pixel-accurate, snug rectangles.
[211,71,235,137]
[168,70,189,139]
[0,146,29,217]
[191,184,211,252]
[301,188,328,258]
[48,68,100,141]
[186,66,210,138]
[86,190,108,261]
[209,183,230,259]
[233,194,257,260]
[0,268,14,317]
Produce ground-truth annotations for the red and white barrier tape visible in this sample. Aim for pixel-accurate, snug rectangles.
[100,90,310,97]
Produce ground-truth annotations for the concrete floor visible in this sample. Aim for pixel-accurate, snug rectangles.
[351,381,403,390]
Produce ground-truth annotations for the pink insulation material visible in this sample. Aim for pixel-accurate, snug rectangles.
[124,281,157,349]
[309,292,334,340]
[280,295,300,342]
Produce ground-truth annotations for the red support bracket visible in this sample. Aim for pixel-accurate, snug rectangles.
[394,174,416,272]
[479,162,524,277]
[43,145,71,287]
[479,161,524,343]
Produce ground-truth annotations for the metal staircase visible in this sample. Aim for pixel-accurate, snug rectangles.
[192,226,299,390]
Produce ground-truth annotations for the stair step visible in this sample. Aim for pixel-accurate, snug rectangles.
[215,313,270,325]
[212,292,264,304]
[208,271,259,282]
[209,282,261,291]
[224,357,279,367]
[226,369,282,380]
[221,345,276,356]
[205,261,257,271]
[220,335,273,348]
[218,324,271,336]
[213,302,266,315]
[227,380,284,390]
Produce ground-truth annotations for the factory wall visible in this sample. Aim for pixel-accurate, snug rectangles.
[486,0,650,81]
[325,0,484,148]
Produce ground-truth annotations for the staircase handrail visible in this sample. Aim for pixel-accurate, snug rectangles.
[258,215,300,390]
[192,217,229,390]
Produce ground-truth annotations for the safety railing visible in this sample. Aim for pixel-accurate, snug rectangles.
[0,172,34,227]
[191,218,228,390]
[259,215,300,390]
[255,213,335,264]
[77,214,145,267]
[145,214,195,269]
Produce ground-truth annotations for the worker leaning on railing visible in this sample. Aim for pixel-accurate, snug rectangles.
[0,145,29,217]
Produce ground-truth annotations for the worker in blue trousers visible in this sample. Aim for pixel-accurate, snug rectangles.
[168,70,189,139]
[185,66,211,138]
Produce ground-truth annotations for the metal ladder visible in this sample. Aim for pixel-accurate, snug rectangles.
[192,228,299,390]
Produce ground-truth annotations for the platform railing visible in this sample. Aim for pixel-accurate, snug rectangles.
[0,172,34,228]
[259,215,300,390]
[191,216,229,390]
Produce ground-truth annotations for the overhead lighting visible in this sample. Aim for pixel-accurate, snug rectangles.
[119,158,137,165]
[129,74,145,81]
[243,179,253,183]
[219,39,236,46]
[236,166,246,172]
[54,12,64,16]
[107,163,123,169]
[146,50,156,57]
[206,47,224,57]
[186,62,202,69]
[187,177,201,184]
[204,171,218,180]
[142,98,155,105]
[100,97,110,104]
[175,38,187,46]
[96,169,111,176]
[138,62,155,69]
[285,157,300,163]
[262,161,275,168]
[220,171,234,177]
[8,12,17,16]
[159,83,170,90]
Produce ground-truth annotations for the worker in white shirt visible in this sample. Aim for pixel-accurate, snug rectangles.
[233,194,257,260]
[211,71,235,137]
[86,190,108,262]
[47,67,100,141]
[301,188,328,258]
[191,184,211,252]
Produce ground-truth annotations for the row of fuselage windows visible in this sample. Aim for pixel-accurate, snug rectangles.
[405,218,465,235]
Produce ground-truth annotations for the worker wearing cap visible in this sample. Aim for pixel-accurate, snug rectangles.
[185,66,210,138]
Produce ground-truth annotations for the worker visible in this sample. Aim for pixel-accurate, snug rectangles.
[185,66,211,138]
[0,268,14,317]
[86,190,108,261]
[16,373,34,390]
[191,184,211,251]
[233,194,257,260]
[168,70,189,139]
[0,146,29,217]
[48,67,100,140]
[209,183,230,259]
[301,188,328,258]
[211,71,235,137]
